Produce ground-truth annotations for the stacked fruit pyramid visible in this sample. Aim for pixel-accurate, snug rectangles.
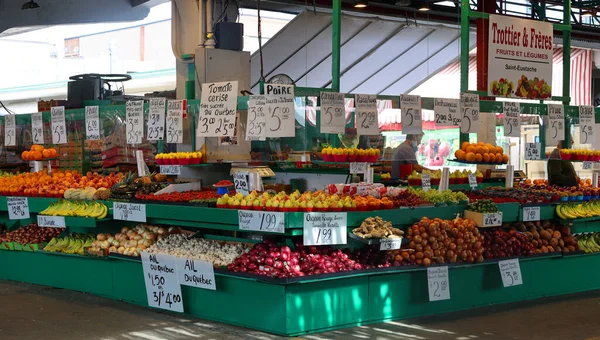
[454,142,509,164]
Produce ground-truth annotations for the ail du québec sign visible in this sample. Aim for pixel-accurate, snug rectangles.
[488,14,553,100]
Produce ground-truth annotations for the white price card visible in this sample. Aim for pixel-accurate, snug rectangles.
[380,238,402,251]
[85,106,100,140]
[579,105,595,144]
[4,114,16,147]
[523,206,540,222]
[460,93,480,133]
[428,266,450,301]
[7,197,30,220]
[303,212,347,246]
[355,94,379,135]
[349,162,368,174]
[265,84,295,138]
[468,173,477,189]
[525,143,541,160]
[246,95,267,141]
[51,106,67,144]
[547,104,565,146]
[498,258,523,287]
[166,100,184,143]
[147,98,166,141]
[141,253,184,312]
[113,202,146,222]
[198,81,239,137]
[37,215,66,228]
[583,161,594,170]
[238,210,285,233]
[31,112,44,144]
[320,92,346,134]
[159,165,181,175]
[483,212,503,227]
[175,257,216,290]
[503,101,520,137]
[434,98,460,127]
[233,171,249,196]
[400,94,422,134]
[126,101,144,145]
[421,174,431,192]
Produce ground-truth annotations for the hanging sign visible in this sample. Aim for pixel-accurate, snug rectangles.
[7,197,30,220]
[503,102,521,137]
[320,92,346,134]
[428,266,450,301]
[245,95,267,141]
[147,98,166,141]
[498,258,523,287]
[525,143,541,160]
[303,212,347,246]
[166,100,184,143]
[238,210,285,233]
[547,104,565,146]
[400,94,422,134]
[355,94,379,135]
[126,101,144,145]
[85,106,100,140]
[175,257,216,290]
[460,93,479,133]
[199,81,238,137]
[141,253,184,312]
[579,105,595,144]
[31,112,44,145]
[264,84,295,137]
[4,114,16,147]
[434,99,460,127]
[488,14,553,99]
[50,106,67,144]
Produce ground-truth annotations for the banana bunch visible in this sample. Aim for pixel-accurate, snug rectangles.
[43,233,95,255]
[64,187,97,200]
[555,202,600,220]
[575,233,600,253]
[40,200,108,219]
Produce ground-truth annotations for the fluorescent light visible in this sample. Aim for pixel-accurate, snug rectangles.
[354,0,368,8]
[418,3,430,11]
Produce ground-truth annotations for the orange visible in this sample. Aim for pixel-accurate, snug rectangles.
[31,144,44,152]
[42,149,52,158]
[477,141,485,145]
[475,146,485,154]
[455,150,466,160]
[488,154,496,162]
[32,151,42,160]
[502,154,509,163]
[483,153,491,163]
[494,153,502,162]
[465,152,476,162]
[485,143,495,150]
[466,145,476,154]
[474,154,483,162]
[21,151,29,160]
[495,146,504,154]
[482,146,490,154]
[461,142,470,152]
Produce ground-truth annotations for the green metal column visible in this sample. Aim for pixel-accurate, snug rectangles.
[562,0,571,148]
[332,0,342,92]
[459,0,470,146]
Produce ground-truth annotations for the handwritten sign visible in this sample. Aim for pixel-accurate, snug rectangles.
[380,238,402,251]
[483,212,503,227]
[4,114,16,147]
[523,206,540,222]
[147,98,166,141]
[434,99,460,127]
[126,101,144,144]
[159,165,182,175]
[238,210,285,233]
[51,106,67,144]
[37,215,66,228]
[579,105,595,144]
[31,112,44,144]
[166,100,184,143]
[233,171,249,196]
[355,94,379,135]
[245,95,267,141]
[113,202,146,222]
[498,258,523,287]
[422,174,431,192]
[428,266,450,301]
[198,81,238,137]
[320,92,346,134]
[7,197,30,220]
[303,212,347,246]
[468,173,477,189]
[265,84,295,138]
[400,94,422,134]
[349,162,368,174]
[460,93,479,133]
[84,106,100,140]
[583,161,593,170]
[175,257,216,290]
[503,101,520,137]
[525,143,541,160]
[547,104,565,146]
[141,253,184,312]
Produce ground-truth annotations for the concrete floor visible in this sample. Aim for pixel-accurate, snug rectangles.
[1,280,600,340]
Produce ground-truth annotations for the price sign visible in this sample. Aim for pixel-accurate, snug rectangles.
[427,266,450,301]
[198,81,238,137]
[246,95,267,141]
[84,106,100,140]
[503,102,520,137]
[349,162,368,174]
[147,98,166,141]
[264,84,295,138]
[7,197,30,220]
[468,173,477,189]
[50,106,67,144]
[460,93,479,133]
[175,257,216,290]
[238,210,285,233]
[303,212,347,246]
[355,94,379,135]
[4,114,16,147]
[483,212,503,227]
[579,105,595,144]
[159,165,181,175]
[166,100,184,143]
[31,112,44,144]
[400,94,422,134]
[525,143,541,160]
[37,215,66,228]
[320,92,346,134]
[422,174,431,192]
[434,98,460,127]
[380,238,402,251]
[126,101,144,145]
[233,171,249,196]
[522,206,540,222]
[113,202,146,222]
[547,104,565,146]
[498,258,523,287]
[583,161,594,170]
[141,252,184,312]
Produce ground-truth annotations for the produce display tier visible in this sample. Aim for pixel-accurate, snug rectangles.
[2,249,600,336]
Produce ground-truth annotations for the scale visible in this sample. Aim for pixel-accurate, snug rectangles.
[230,165,275,178]
[488,169,527,180]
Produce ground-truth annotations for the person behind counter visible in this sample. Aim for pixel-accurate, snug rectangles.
[547,139,578,187]
[391,134,431,179]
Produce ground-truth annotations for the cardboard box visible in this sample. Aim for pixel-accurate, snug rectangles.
[464,210,503,228]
